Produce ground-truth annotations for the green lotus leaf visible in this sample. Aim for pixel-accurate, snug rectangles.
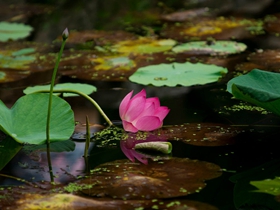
[23,83,97,97]
[129,62,227,87]
[251,177,280,196]
[0,136,22,171]
[0,93,75,144]
[227,69,280,116]
[172,41,247,55]
[0,21,33,42]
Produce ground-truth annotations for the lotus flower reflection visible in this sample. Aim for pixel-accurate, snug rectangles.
[119,89,170,132]
[120,133,171,164]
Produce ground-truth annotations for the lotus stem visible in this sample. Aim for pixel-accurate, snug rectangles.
[46,28,68,183]
[38,89,113,126]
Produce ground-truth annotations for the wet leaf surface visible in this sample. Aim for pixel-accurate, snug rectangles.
[161,17,264,41]
[78,158,222,199]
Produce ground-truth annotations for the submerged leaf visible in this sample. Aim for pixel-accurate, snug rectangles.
[129,62,227,87]
[0,93,75,144]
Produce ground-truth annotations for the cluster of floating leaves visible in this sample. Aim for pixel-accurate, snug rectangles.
[0,158,221,210]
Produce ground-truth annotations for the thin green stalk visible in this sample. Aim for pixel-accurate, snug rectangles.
[84,115,90,173]
[39,89,113,126]
[84,115,90,157]
[46,29,68,183]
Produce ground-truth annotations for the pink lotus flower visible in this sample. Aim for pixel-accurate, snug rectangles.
[119,89,170,133]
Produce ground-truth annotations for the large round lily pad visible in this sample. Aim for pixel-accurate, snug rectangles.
[129,62,227,87]
[78,158,222,199]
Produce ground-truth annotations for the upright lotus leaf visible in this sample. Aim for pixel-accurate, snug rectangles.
[172,41,247,56]
[227,69,280,116]
[112,37,176,54]
[0,135,22,171]
[23,83,97,97]
[230,159,280,209]
[251,177,280,196]
[0,21,33,42]
[129,62,227,87]
[78,158,222,199]
[0,93,75,144]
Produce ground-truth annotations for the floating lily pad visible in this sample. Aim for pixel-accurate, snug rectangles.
[234,49,280,74]
[58,30,137,49]
[161,8,210,22]
[172,41,247,56]
[91,55,136,71]
[129,62,227,87]
[0,69,30,84]
[161,123,239,146]
[0,191,218,210]
[23,83,97,97]
[112,37,177,54]
[78,158,222,199]
[0,21,33,42]
[161,17,264,41]
[0,93,75,144]
[264,14,280,35]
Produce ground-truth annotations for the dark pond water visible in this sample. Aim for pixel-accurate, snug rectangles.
[2,1,280,209]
